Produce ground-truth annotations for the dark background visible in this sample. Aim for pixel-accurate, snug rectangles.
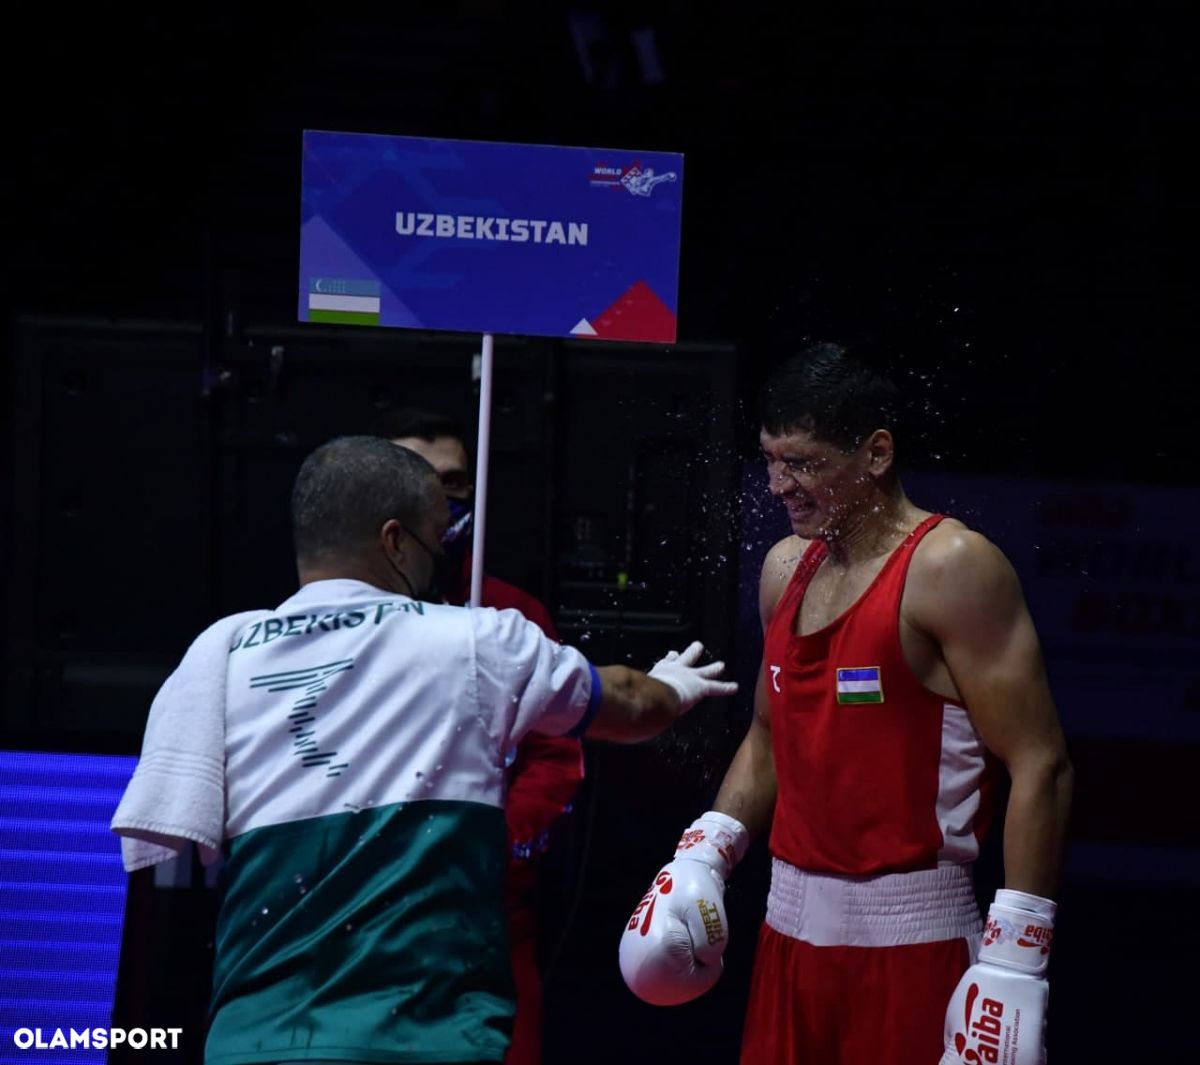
[3,3,1193,1061]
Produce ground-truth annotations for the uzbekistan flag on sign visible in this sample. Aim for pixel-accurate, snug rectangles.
[836,666,884,705]
[307,278,381,325]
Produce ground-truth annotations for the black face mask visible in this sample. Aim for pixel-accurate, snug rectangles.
[392,525,444,603]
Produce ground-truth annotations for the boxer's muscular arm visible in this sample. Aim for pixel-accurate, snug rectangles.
[712,536,804,839]
[712,667,774,838]
[619,540,798,1008]
[910,528,1073,897]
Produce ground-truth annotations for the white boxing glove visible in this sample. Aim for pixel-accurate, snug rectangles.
[619,811,749,1006]
[940,889,1056,1065]
[646,641,739,712]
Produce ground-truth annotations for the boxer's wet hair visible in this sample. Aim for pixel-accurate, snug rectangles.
[760,342,901,452]
[292,436,439,564]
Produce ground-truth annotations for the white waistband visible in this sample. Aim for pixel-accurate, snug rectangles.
[765,858,983,948]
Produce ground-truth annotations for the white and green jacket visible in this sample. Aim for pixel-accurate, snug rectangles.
[206,579,598,1065]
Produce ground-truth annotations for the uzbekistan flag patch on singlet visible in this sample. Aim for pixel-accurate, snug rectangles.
[836,666,884,704]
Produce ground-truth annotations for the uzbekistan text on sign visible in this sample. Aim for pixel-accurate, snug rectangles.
[299,131,684,342]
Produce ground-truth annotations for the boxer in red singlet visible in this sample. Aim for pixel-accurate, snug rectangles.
[619,343,1073,1065]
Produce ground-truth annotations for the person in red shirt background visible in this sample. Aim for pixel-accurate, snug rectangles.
[371,408,583,1065]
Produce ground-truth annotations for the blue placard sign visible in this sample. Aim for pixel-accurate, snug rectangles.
[299,131,683,342]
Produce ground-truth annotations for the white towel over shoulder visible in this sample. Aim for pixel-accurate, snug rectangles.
[110,610,269,872]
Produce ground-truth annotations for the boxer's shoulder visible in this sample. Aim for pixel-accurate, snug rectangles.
[907,519,1022,620]
[760,535,808,623]
[913,517,1004,573]
[762,535,808,585]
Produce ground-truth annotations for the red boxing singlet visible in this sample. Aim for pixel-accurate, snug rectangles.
[763,515,995,876]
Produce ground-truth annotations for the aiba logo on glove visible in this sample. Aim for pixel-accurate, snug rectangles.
[984,913,1052,957]
[1017,924,1052,954]
[627,870,673,935]
[951,983,1006,1065]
